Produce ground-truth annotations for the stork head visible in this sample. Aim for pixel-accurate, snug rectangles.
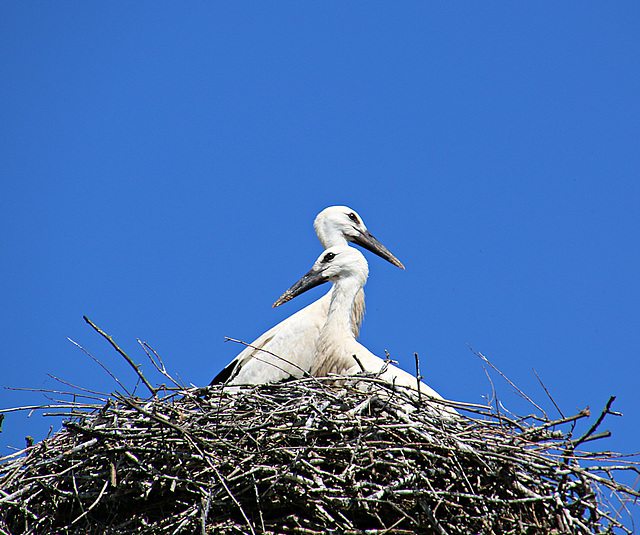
[273,246,369,308]
[314,206,405,269]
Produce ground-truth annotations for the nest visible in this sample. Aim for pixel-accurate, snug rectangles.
[0,320,638,534]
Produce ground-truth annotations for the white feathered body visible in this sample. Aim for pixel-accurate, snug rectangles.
[221,288,365,384]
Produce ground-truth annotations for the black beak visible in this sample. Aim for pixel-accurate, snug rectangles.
[273,267,329,308]
[351,229,405,269]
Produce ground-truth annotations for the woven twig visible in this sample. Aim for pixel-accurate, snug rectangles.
[0,321,638,534]
[0,374,638,535]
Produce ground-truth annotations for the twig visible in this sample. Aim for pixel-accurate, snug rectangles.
[67,337,132,396]
[571,396,619,450]
[351,354,366,372]
[532,367,564,418]
[0,403,99,415]
[521,408,590,435]
[46,374,110,397]
[213,466,257,535]
[71,478,110,525]
[5,385,106,403]
[83,316,156,396]
[470,346,547,419]
[224,337,311,379]
[414,353,422,403]
[419,499,450,535]
[139,339,183,389]
[1,363,637,534]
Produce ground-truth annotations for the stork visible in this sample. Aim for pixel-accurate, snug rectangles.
[273,245,456,416]
[210,206,404,385]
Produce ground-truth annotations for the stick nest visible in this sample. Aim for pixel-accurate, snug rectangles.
[1,373,638,535]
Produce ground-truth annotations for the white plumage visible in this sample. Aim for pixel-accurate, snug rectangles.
[211,206,404,385]
[274,245,456,416]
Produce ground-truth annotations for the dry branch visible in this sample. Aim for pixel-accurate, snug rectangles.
[1,374,638,534]
[0,324,638,534]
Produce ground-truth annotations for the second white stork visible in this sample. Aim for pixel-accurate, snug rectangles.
[210,206,404,385]
[273,245,456,416]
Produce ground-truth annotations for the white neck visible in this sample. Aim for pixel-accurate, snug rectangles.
[324,273,364,339]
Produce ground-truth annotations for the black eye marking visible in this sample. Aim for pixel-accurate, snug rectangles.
[348,212,360,225]
[322,252,336,263]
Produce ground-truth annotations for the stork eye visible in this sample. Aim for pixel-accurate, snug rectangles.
[322,252,336,263]
[348,212,360,224]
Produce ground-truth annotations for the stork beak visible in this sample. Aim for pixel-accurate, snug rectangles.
[273,267,329,308]
[351,229,405,269]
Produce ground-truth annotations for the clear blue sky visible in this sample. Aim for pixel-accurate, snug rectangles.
[1,2,638,518]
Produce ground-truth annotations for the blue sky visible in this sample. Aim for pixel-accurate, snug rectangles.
[1,2,638,519]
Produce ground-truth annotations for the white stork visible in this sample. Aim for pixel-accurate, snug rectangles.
[210,206,404,385]
[273,245,456,416]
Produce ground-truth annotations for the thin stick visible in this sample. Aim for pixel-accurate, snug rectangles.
[470,346,547,419]
[5,386,105,403]
[83,316,156,396]
[532,367,564,418]
[351,354,366,373]
[224,337,311,378]
[139,339,183,389]
[0,403,99,415]
[46,373,110,397]
[68,338,131,396]
[572,396,619,450]
[414,353,422,403]
[71,478,110,525]
[213,466,257,535]
[522,408,590,435]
